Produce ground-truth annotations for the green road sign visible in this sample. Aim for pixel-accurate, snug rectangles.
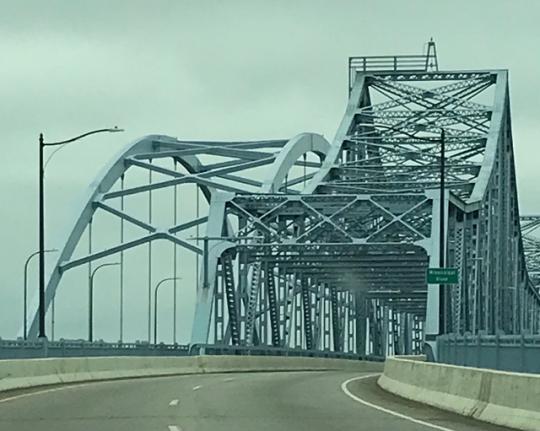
[426,268,459,284]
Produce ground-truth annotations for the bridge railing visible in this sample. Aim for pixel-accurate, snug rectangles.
[0,338,190,360]
[348,54,433,92]
[437,333,540,374]
[0,338,384,362]
[189,343,385,362]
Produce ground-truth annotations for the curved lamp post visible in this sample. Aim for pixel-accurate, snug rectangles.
[38,127,124,339]
[153,277,182,345]
[354,123,446,336]
[88,262,120,342]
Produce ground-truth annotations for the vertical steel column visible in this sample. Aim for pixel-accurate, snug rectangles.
[391,308,399,355]
[214,266,225,343]
[312,279,322,350]
[172,162,178,343]
[323,286,331,350]
[294,275,303,348]
[87,219,93,340]
[499,130,509,334]
[330,286,340,352]
[412,316,423,354]
[513,236,521,334]
[196,182,200,292]
[283,269,294,347]
[259,262,267,345]
[120,175,125,342]
[237,221,248,340]
[403,313,411,355]
[147,166,153,342]
[266,263,280,347]
[348,291,355,353]
[454,221,465,334]
[383,305,390,357]
[355,292,366,355]
[301,275,313,350]
[339,291,347,350]
[51,298,55,341]
[278,264,290,347]
[371,299,384,356]
[245,238,262,345]
[474,219,484,334]
[222,251,239,345]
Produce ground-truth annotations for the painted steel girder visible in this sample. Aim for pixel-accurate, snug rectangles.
[26,133,331,341]
[229,193,433,245]
[301,66,540,339]
[303,71,497,198]
[29,53,540,357]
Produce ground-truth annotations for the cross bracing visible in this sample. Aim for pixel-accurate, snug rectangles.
[521,216,540,289]
[26,44,540,360]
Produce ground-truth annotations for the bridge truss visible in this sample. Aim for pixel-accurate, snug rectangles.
[27,43,540,358]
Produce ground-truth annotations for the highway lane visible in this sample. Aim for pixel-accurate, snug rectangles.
[0,371,515,431]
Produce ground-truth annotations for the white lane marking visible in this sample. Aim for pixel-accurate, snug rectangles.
[0,382,95,404]
[168,426,181,431]
[223,377,234,382]
[341,374,457,431]
[0,374,196,404]
[169,399,179,406]
[192,385,201,391]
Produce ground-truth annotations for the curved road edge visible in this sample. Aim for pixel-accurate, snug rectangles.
[0,371,515,431]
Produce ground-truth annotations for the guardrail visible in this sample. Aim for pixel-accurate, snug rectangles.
[348,54,432,92]
[0,338,384,362]
[437,333,540,374]
[189,343,385,362]
[0,338,189,360]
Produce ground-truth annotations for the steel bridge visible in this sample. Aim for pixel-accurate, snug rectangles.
[25,42,540,360]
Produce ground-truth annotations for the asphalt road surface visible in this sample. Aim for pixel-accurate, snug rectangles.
[0,372,515,431]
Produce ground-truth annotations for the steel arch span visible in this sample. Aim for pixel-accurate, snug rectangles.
[28,45,540,360]
[26,133,331,341]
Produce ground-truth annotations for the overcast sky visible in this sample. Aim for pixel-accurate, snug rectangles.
[1,1,539,344]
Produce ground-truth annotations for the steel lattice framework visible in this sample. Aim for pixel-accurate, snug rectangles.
[27,43,540,358]
[521,216,540,289]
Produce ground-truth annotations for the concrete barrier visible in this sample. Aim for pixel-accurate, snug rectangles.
[0,355,383,393]
[378,356,540,431]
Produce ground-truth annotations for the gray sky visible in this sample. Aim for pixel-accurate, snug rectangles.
[1,1,539,343]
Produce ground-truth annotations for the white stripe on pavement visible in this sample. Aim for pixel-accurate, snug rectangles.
[341,374,457,431]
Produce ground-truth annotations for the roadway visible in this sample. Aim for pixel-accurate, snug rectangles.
[0,371,514,431]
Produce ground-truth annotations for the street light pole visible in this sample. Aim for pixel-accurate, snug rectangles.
[154,277,182,344]
[88,262,120,342]
[38,127,124,340]
[38,133,45,338]
[23,249,57,340]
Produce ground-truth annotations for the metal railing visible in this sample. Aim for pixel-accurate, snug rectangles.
[437,333,540,374]
[0,338,189,360]
[0,338,384,362]
[189,343,385,362]
[348,54,435,92]
[349,55,431,73]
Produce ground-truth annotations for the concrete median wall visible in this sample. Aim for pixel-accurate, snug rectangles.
[378,356,540,431]
[0,355,383,393]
